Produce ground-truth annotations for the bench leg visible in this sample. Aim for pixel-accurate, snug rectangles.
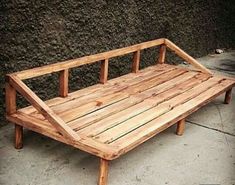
[224,89,232,104]
[98,158,109,185]
[176,119,185,136]
[15,124,23,149]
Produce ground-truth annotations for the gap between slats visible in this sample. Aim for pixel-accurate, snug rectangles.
[93,77,228,144]
[72,72,209,132]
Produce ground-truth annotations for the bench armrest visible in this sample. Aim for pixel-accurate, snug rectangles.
[164,39,212,74]
[6,74,80,141]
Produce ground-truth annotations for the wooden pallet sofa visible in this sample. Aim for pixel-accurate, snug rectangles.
[5,38,235,185]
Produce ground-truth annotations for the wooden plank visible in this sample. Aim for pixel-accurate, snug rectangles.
[59,69,69,97]
[176,119,185,136]
[12,39,164,80]
[59,92,130,122]
[6,113,118,160]
[110,79,235,158]
[165,39,212,74]
[158,44,166,64]
[70,72,208,131]
[132,50,140,73]
[54,68,186,122]
[52,65,175,112]
[98,158,109,185]
[51,67,181,115]
[77,73,210,136]
[18,64,170,115]
[100,59,109,84]
[5,83,16,115]
[94,77,224,144]
[8,75,80,140]
[26,66,177,120]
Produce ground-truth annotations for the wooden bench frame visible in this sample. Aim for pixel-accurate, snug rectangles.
[5,38,234,185]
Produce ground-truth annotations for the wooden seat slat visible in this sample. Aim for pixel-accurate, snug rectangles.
[74,72,209,134]
[110,79,235,154]
[69,71,205,130]
[51,66,177,114]
[18,64,169,115]
[92,77,226,144]
[26,66,186,122]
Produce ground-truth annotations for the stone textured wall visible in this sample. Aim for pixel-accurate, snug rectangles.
[0,0,234,126]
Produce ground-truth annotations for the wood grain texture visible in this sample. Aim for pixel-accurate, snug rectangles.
[15,124,23,149]
[110,79,235,158]
[132,50,140,73]
[59,69,69,97]
[5,83,16,115]
[98,158,109,185]
[11,39,164,80]
[165,39,212,74]
[176,119,185,136]
[7,113,118,160]
[8,75,79,141]
[100,59,109,84]
[158,44,166,64]
[18,64,169,115]
[5,40,235,164]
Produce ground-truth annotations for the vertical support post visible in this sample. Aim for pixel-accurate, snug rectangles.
[158,44,166,64]
[15,124,23,149]
[98,158,109,185]
[224,89,232,104]
[132,50,140,73]
[100,59,109,84]
[5,82,16,115]
[176,119,185,136]
[59,69,69,97]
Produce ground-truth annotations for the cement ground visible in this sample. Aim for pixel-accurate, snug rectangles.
[0,51,235,185]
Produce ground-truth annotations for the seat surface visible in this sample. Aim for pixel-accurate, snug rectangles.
[8,64,235,159]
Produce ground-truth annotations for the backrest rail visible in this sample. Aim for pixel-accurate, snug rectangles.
[12,38,165,80]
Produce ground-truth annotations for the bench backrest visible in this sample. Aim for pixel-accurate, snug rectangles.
[5,38,211,140]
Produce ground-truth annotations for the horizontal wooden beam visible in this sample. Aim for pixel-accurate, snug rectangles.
[11,38,165,80]
[7,75,80,141]
[164,39,212,74]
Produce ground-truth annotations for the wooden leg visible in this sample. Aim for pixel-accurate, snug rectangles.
[224,89,232,104]
[98,158,109,185]
[176,119,185,136]
[15,124,23,149]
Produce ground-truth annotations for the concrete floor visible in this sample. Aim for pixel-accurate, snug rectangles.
[1,52,235,185]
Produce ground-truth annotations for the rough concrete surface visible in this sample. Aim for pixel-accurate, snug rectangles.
[0,52,234,185]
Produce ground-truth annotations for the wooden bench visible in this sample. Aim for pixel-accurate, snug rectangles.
[5,38,234,185]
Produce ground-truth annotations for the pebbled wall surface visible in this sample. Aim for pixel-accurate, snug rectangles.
[0,0,234,126]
